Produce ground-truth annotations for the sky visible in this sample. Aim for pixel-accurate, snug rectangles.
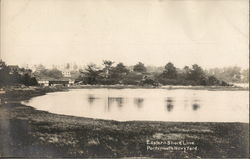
[0,0,249,69]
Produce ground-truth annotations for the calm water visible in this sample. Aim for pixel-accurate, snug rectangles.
[22,89,249,123]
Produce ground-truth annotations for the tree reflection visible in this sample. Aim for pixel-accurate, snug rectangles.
[165,97,174,112]
[192,99,200,111]
[106,97,124,111]
[107,97,114,111]
[192,103,200,111]
[88,95,96,105]
[115,97,124,108]
[134,98,144,108]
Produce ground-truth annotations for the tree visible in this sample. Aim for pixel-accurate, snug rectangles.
[190,64,205,81]
[47,69,63,79]
[207,75,220,85]
[183,66,192,80]
[73,64,78,70]
[11,70,22,84]
[0,60,10,86]
[162,62,177,79]
[114,63,129,74]
[66,63,70,69]
[123,72,143,85]
[140,76,159,86]
[80,64,102,84]
[241,69,249,83]
[111,63,129,79]
[22,73,38,86]
[29,77,38,86]
[102,60,114,79]
[35,64,46,72]
[35,68,63,79]
[133,62,146,73]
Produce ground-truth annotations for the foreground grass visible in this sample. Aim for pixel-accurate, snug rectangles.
[0,87,249,158]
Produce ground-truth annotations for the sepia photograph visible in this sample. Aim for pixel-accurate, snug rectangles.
[0,0,249,158]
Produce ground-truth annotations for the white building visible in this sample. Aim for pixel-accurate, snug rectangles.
[38,80,49,86]
[62,70,71,77]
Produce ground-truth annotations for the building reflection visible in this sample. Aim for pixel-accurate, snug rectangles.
[165,97,174,112]
[134,98,144,108]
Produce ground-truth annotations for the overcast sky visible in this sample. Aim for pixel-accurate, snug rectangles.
[1,0,249,69]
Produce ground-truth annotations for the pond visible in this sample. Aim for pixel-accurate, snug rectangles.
[22,88,249,123]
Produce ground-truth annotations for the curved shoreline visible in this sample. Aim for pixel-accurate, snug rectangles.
[0,86,249,158]
[69,84,249,91]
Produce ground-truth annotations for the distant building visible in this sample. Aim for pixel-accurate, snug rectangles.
[38,80,50,86]
[62,70,71,77]
[37,78,75,87]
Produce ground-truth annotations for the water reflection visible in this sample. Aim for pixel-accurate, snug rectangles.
[106,97,124,111]
[165,97,174,112]
[134,98,144,108]
[88,95,96,105]
[192,103,200,111]
[115,97,124,108]
[24,89,249,123]
[192,100,200,111]
[184,99,188,109]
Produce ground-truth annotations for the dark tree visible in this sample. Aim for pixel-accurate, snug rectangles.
[133,62,146,73]
[111,62,129,80]
[190,64,205,81]
[81,64,102,84]
[207,76,220,85]
[183,66,192,80]
[11,70,22,84]
[29,77,38,86]
[0,60,11,86]
[114,63,129,74]
[21,73,38,86]
[162,62,177,79]
[102,60,114,79]
[123,72,143,85]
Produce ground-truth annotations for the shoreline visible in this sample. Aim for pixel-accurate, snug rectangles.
[68,84,249,91]
[0,86,249,157]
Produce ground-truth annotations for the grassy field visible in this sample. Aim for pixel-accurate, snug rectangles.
[0,87,249,158]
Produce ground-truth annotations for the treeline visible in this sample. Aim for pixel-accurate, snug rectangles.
[77,60,229,86]
[33,65,64,79]
[33,64,80,79]
[0,60,38,87]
